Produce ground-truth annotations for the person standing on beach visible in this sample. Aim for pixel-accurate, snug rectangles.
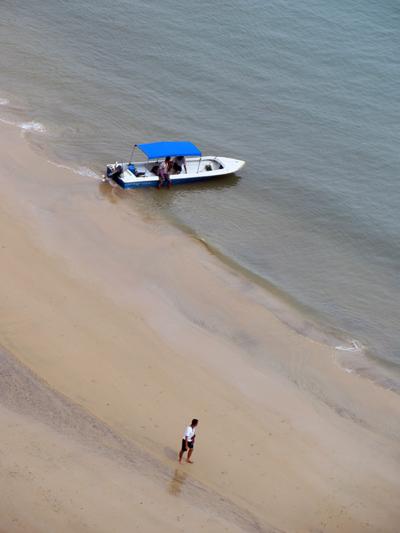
[179,419,198,464]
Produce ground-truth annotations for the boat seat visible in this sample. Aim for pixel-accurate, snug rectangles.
[128,163,146,177]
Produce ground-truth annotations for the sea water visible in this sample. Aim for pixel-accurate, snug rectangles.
[1,0,399,376]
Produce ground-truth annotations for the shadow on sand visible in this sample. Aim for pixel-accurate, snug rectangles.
[168,468,188,496]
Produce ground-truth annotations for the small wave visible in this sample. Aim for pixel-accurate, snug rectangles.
[0,117,47,135]
[335,340,362,352]
[19,121,46,133]
[47,160,100,180]
[0,117,16,126]
[0,98,10,106]
[76,167,101,179]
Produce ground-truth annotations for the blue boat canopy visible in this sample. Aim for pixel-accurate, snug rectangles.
[136,141,201,159]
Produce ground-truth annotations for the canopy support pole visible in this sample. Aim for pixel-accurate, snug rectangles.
[196,157,202,174]
[128,145,137,164]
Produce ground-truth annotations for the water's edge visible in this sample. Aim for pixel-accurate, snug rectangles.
[1,101,399,393]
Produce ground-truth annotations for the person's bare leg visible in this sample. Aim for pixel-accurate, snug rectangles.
[186,448,194,463]
[179,443,187,463]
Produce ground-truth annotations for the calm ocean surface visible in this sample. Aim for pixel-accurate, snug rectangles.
[1,1,399,373]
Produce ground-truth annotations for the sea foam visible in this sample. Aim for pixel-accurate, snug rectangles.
[76,167,101,179]
[47,160,101,180]
[335,340,362,352]
[19,121,46,133]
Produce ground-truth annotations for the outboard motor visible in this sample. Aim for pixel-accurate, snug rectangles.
[106,163,123,179]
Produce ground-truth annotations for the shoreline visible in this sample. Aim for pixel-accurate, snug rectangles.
[2,102,398,392]
[1,118,400,531]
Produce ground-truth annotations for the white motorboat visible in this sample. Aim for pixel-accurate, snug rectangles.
[106,141,245,189]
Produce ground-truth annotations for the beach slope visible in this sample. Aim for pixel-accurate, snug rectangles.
[0,122,399,532]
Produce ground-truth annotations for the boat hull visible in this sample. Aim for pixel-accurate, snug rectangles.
[107,156,245,189]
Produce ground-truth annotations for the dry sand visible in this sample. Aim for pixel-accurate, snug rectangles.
[0,121,399,532]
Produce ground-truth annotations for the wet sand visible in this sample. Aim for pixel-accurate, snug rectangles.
[0,121,399,532]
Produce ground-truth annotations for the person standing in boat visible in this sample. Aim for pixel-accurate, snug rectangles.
[172,155,187,174]
[179,418,198,464]
[158,156,172,188]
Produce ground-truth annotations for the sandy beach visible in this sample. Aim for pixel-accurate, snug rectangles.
[0,120,399,532]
